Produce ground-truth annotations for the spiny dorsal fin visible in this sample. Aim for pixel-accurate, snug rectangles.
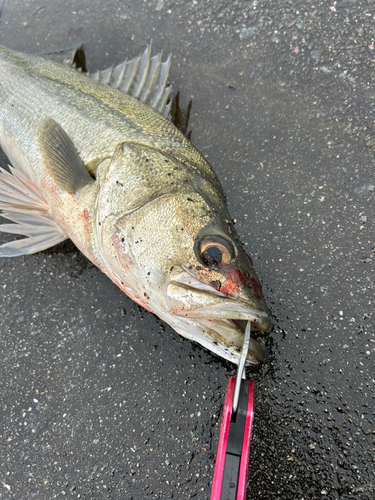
[0,166,67,257]
[38,118,94,194]
[86,43,173,118]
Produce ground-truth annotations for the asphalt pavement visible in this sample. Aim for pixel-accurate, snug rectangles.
[0,1,374,499]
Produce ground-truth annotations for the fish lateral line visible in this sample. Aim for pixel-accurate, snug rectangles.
[0,43,272,365]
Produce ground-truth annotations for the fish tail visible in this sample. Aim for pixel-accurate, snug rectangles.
[0,165,67,257]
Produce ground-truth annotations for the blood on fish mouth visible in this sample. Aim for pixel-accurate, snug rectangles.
[167,273,270,363]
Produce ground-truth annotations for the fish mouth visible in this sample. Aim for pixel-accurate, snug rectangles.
[168,274,271,364]
[180,301,270,326]
[193,316,269,364]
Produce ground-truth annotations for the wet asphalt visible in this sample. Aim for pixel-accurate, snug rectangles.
[0,0,374,499]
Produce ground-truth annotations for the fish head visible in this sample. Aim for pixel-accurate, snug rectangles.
[96,143,271,365]
[162,193,271,365]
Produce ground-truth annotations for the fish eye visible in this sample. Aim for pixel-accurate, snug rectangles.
[199,236,234,267]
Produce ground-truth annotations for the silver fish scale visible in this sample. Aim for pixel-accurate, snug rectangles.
[0,44,271,366]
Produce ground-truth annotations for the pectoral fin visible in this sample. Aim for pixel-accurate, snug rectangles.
[0,166,67,257]
[39,118,94,193]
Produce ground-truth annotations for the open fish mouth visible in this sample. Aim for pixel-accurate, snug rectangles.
[179,301,270,326]
[193,317,269,364]
[167,274,271,364]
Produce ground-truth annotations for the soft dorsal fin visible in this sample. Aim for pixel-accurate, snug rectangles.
[40,43,86,71]
[38,118,94,193]
[86,43,173,118]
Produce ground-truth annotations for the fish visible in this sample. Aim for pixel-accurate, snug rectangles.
[0,44,271,365]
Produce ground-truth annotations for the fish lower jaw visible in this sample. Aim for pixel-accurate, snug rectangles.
[192,317,269,365]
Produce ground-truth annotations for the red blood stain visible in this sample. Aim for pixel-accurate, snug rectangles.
[220,277,240,295]
[227,268,247,287]
[217,267,245,294]
[80,208,91,244]
[226,268,264,300]
[200,265,264,300]
[249,277,264,300]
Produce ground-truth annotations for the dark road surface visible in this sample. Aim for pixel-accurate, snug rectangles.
[0,1,374,499]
